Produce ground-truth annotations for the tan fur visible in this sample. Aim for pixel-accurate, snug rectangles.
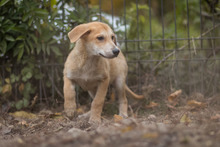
[63,22,144,124]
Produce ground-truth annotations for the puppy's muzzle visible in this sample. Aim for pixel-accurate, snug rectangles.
[112,48,120,57]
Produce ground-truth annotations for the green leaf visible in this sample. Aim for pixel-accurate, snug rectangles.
[15,75,19,82]
[5,35,15,41]
[24,82,31,92]
[26,72,32,80]
[0,16,4,22]
[4,24,15,32]
[16,36,25,41]
[2,19,12,27]
[48,39,57,45]
[36,44,41,54]
[21,67,31,75]
[28,17,34,26]
[46,44,50,55]
[10,74,15,83]
[34,8,48,17]
[23,99,29,107]
[10,74,17,83]
[42,43,45,53]
[26,39,34,52]
[7,42,16,51]
[52,46,62,56]
[30,34,37,44]
[0,40,7,54]
[11,26,26,33]
[0,0,10,7]
[14,43,24,60]
[34,73,44,80]
[22,76,27,82]
[22,13,29,22]
[17,47,24,60]
[51,0,57,10]
[24,42,30,54]
[15,100,23,110]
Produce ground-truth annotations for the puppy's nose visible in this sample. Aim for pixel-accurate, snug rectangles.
[112,48,120,56]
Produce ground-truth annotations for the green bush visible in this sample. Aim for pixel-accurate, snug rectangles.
[0,0,99,110]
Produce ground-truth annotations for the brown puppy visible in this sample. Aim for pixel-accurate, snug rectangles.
[63,22,143,124]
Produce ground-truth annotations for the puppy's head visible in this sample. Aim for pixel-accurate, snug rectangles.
[68,22,120,58]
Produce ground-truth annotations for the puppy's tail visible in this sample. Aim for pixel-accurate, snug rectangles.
[125,85,144,99]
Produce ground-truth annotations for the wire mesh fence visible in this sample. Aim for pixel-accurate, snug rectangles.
[100,0,220,97]
[0,0,220,108]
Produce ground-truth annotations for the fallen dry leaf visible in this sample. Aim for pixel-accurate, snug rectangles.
[168,90,182,106]
[41,112,64,119]
[187,100,206,108]
[210,114,220,121]
[16,138,24,144]
[166,104,177,110]
[76,108,85,114]
[18,120,28,126]
[146,101,159,109]
[76,105,87,115]
[1,84,12,94]
[52,113,63,119]
[114,114,123,123]
[9,111,37,119]
[30,95,38,108]
[120,125,134,133]
[18,83,24,93]
[180,114,191,124]
[54,112,62,116]
[110,91,115,102]
[142,132,158,138]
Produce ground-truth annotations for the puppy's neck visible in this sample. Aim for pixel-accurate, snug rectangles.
[74,40,102,69]
[74,40,88,68]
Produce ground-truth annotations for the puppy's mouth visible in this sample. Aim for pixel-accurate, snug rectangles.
[99,53,117,59]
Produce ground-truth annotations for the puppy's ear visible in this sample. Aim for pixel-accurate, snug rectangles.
[68,24,90,43]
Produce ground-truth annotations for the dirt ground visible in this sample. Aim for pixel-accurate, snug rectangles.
[0,91,220,147]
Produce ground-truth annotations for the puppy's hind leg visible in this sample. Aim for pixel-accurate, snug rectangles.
[63,76,77,118]
[115,79,128,118]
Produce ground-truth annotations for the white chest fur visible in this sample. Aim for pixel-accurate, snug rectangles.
[65,57,109,91]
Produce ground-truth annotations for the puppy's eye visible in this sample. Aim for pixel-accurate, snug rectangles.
[111,36,115,40]
[97,36,104,41]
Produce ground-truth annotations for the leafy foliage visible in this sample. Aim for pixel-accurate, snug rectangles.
[0,0,99,110]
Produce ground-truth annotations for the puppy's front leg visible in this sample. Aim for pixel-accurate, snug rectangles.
[63,76,77,118]
[89,78,109,124]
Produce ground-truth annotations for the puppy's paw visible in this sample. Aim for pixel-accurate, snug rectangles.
[119,112,128,118]
[78,111,90,119]
[89,116,101,126]
[64,109,76,119]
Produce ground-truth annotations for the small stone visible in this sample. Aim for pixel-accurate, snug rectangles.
[93,136,106,146]
[68,127,87,138]
[148,114,156,121]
